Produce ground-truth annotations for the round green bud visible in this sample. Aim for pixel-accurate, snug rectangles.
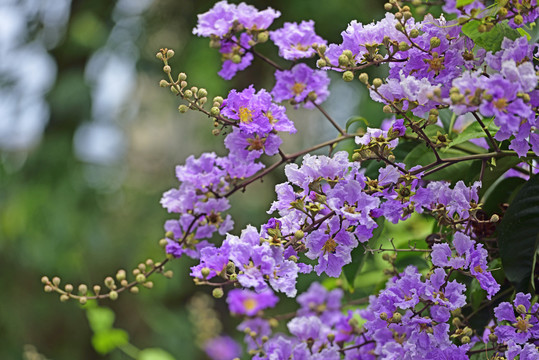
[383,104,393,113]
[514,14,523,25]
[231,54,241,64]
[342,49,353,59]
[212,287,224,299]
[52,277,61,287]
[201,267,211,278]
[461,335,470,344]
[210,107,220,116]
[338,54,349,66]
[171,87,179,95]
[198,88,208,98]
[163,65,171,74]
[452,317,462,327]
[358,73,369,84]
[402,5,410,11]
[380,312,388,320]
[178,72,187,81]
[44,285,53,292]
[109,290,118,300]
[398,41,410,51]
[391,312,402,323]
[133,268,141,276]
[450,93,461,104]
[498,7,508,17]
[211,129,220,136]
[143,281,154,289]
[41,276,50,284]
[430,37,441,49]
[156,52,163,60]
[351,152,361,161]
[395,12,403,20]
[409,29,420,38]
[488,333,498,343]
[60,294,70,302]
[388,154,396,162]
[257,31,269,43]
[318,44,327,54]
[463,327,473,337]
[412,0,421,5]
[478,24,487,33]
[516,304,527,314]
[269,318,278,328]
[261,336,269,343]
[136,274,146,283]
[159,238,168,248]
[93,285,101,295]
[104,276,115,288]
[130,286,139,294]
[180,80,187,89]
[164,270,174,279]
[316,58,327,68]
[395,23,404,32]
[490,214,500,223]
[178,104,189,113]
[213,96,224,105]
[343,71,354,82]
[116,270,126,282]
[384,3,392,11]
[78,284,88,295]
[307,91,317,101]
[403,11,413,20]
[166,49,175,58]
[183,90,193,98]
[382,253,391,261]
[372,78,383,88]
[294,230,305,240]
[428,114,438,124]
[64,284,74,293]
[79,297,87,305]
[159,80,169,87]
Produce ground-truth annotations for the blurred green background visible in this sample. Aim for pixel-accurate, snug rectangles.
[0,0,424,359]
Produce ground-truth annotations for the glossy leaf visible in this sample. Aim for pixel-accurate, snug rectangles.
[445,118,498,151]
[461,20,521,52]
[497,175,539,292]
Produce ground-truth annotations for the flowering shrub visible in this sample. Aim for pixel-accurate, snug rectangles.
[43,0,539,359]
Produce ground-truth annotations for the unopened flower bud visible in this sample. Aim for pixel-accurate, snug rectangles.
[163,65,171,74]
[307,91,317,101]
[104,277,115,289]
[338,54,349,66]
[52,277,61,287]
[166,49,175,58]
[130,286,139,294]
[498,7,508,17]
[201,267,211,278]
[380,312,388,320]
[41,276,50,284]
[212,287,224,299]
[403,11,412,20]
[44,285,53,292]
[136,274,146,283]
[257,31,269,43]
[461,335,470,344]
[452,317,463,327]
[231,54,241,64]
[159,80,169,87]
[316,58,327,68]
[184,90,193,98]
[514,14,523,25]
[490,214,500,223]
[318,44,327,54]
[327,333,335,342]
[93,285,101,295]
[430,37,441,49]
[198,88,208,98]
[358,73,369,84]
[343,71,354,82]
[478,24,487,33]
[171,87,179,95]
[398,41,410,51]
[159,238,168,248]
[178,105,189,113]
[372,78,383,88]
[384,3,392,11]
[395,23,404,32]
[395,12,403,20]
[143,281,154,289]
[516,304,527,314]
[383,104,393,113]
[342,49,353,59]
[78,284,88,295]
[60,294,70,302]
[164,270,174,279]
[156,52,163,60]
[294,230,305,240]
[488,333,498,342]
[65,284,74,293]
[79,297,87,305]
[391,312,402,323]
[409,28,420,38]
[211,129,220,136]
[109,290,118,300]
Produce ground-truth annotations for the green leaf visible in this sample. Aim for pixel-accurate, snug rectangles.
[345,116,369,133]
[469,278,487,311]
[461,20,521,52]
[342,218,384,292]
[517,27,531,41]
[91,329,129,355]
[478,156,523,197]
[497,175,539,292]
[481,176,526,216]
[137,348,176,360]
[445,118,499,150]
[457,0,476,6]
[87,307,115,333]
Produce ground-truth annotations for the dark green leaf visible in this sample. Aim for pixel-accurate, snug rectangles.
[481,177,526,216]
[445,118,498,150]
[91,329,129,355]
[342,218,385,292]
[478,156,523,197]
[469,279,487,311]
[345,116,369,133]
[461,20,521,52]
[497,175,539,292]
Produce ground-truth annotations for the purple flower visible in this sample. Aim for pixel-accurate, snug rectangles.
[221,85,296,135]
[193,1,237,37]
[495,293,539,344]
[297,282,343,325]
[204,336,241,360]
[270,20,327,60]
[235,3,280,30]
[224,127,282,160]
[271,64,330,109]
[227,289,279,316]
[218,33,254,80]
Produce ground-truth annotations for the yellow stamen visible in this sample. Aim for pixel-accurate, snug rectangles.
[239,106,253,123]
[291,82,306,95]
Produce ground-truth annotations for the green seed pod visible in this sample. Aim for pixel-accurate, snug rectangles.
[212,287,224,299]
[343,71,354,82]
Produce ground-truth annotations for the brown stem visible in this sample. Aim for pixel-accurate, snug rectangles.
[471,112,500,153]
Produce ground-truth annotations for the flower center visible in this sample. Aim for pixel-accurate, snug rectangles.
[247,135,266,151]
[493,98,508,111]
[239,106,253,123]
[514,317,532,333]
[243,298,257,311]
[322,238,337,254]
[291,82,306,95]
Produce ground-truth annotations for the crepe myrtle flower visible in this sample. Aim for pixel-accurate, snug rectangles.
[204,336,242,360]
[193,1,237,38]
[270,20,327,60]
[494,292,539,345]
[221,85,296,135]
[227,289,279,316]
[224,127,282,161]
[271,63,330,109]
[218,33,254,80]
